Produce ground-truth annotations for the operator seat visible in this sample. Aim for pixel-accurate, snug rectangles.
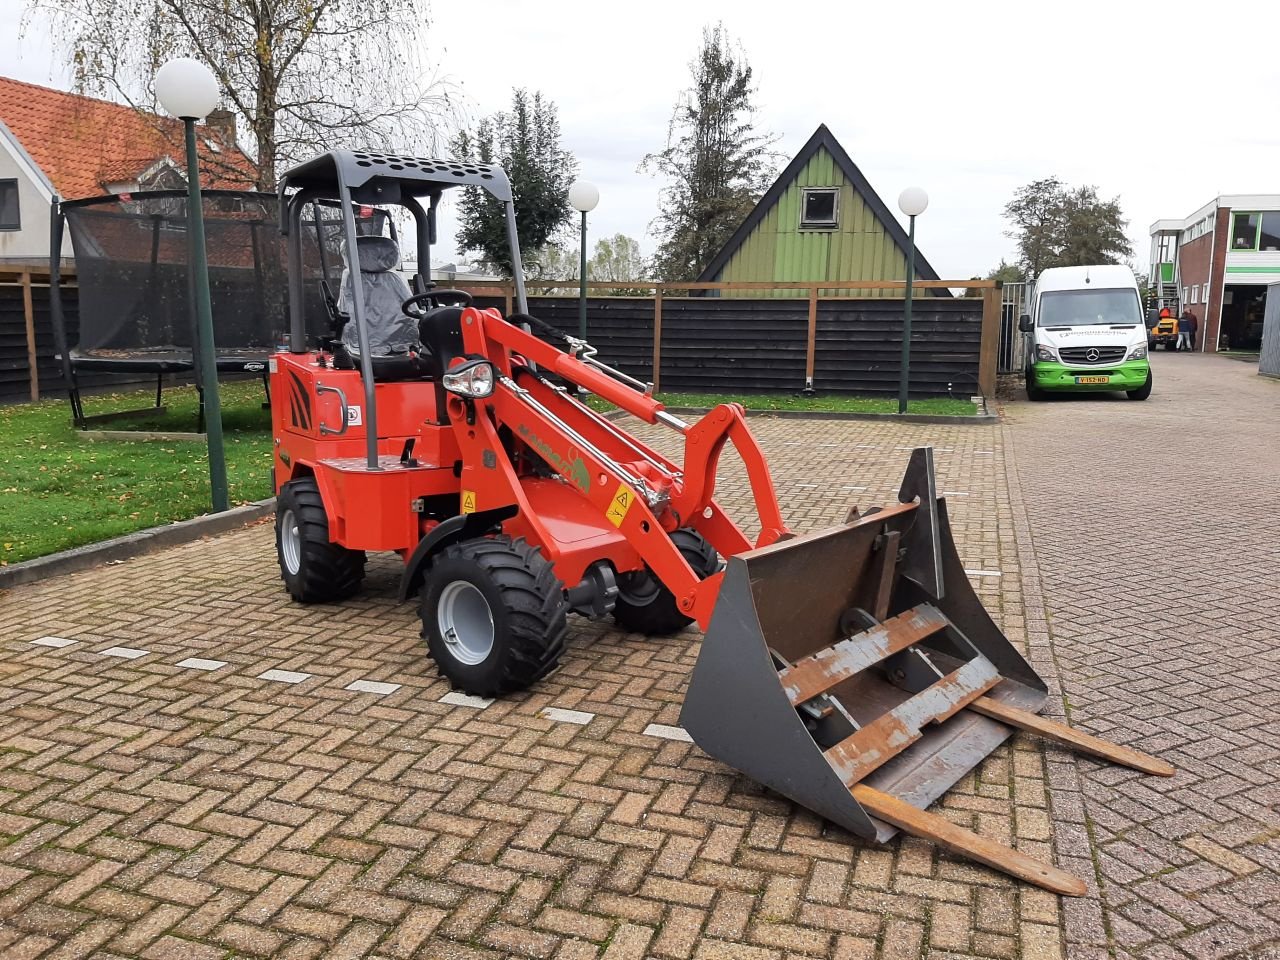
[334,235,430,381]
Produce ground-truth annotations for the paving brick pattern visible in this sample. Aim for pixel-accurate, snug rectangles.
[6,368,1265,959]
[1005,355,1280,960]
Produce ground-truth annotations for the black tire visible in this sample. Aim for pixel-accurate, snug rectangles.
[613,529,719,636]
[276,477,366,603]
[1126,371,1153,401]
[421,536,568,697]
[1026,381,1048,401]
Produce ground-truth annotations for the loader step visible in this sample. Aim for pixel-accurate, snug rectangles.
[779,604,949,706]
[824,656,1002,784]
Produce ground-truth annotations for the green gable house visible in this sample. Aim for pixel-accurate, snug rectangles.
[698,124,941,297]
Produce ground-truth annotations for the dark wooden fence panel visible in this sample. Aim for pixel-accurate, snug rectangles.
[661,298,807,392]
[7,280,985,404]
[814,299,982,397]
[529,298,655,383]
[474,294,980,397]
[0,285,30,401]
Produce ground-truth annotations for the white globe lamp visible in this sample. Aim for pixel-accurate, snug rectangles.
[153,56,229,513]
[898,186,929,218]
[568,180,600,213]
[567,180,599,338]
[155,58,220,120]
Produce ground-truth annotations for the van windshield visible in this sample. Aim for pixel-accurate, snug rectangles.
[1039,289,1142,326]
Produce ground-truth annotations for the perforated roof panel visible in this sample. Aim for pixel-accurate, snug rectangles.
[281,149,512,202]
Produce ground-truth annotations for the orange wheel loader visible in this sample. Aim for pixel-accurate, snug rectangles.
[270,151,1173,896]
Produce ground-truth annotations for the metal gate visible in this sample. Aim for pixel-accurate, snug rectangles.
[1260,282,1280,379]
[998,282,1029,375]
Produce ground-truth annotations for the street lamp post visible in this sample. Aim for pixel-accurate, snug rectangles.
[155,57,228,512]
[896,186,929,415]
[567,180,599,340]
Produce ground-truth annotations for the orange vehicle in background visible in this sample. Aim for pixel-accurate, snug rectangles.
[1149,305,1179,350]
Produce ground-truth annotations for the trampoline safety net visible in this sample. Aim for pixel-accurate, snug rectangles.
[63,191,390,370]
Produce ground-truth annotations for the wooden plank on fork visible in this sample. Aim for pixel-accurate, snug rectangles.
[822,657,1000,785]
[852,784,1088,896]
[967,697,1175,776]
[778,604,949,706]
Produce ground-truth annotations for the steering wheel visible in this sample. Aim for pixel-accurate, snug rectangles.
[402,289,473,318]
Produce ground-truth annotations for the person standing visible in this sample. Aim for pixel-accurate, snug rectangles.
[1188,309,1200,350]
[1177,308,1195,352]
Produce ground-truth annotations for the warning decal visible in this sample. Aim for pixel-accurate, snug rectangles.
[461,490,477,514]
[605,484,634,528]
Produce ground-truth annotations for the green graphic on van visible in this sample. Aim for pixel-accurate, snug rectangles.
[517,424,591,493]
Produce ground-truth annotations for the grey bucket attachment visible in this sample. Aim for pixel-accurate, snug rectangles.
[680,447,1172,895]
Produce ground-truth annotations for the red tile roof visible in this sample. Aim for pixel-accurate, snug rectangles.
[0,75,258,199]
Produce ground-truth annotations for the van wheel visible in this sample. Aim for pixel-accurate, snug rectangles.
[1026,382,1047,402]
[1127,372,1153,401]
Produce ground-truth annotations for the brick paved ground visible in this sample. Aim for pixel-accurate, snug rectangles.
[0,358,1272,959]
[1004,354,1280,960]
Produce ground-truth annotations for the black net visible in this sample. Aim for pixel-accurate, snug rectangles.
[62,191,391,367]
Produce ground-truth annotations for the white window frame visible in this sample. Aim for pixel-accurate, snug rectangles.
[799,188,840,229]
[1183,286,1189,304]
[1191,284,1199,303]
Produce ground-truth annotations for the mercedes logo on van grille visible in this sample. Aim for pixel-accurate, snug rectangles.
[1086,348,1100,362]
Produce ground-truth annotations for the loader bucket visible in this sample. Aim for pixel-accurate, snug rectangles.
[681,447,1170,895]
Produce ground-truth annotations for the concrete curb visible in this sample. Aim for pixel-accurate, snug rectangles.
[0,498,277,590]
[606,406,998,426]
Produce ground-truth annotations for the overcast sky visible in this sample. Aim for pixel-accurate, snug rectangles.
[4,0,1279,278]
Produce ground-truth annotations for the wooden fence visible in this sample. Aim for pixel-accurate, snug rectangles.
[461,279,1001,398]
[1,270,1000,402]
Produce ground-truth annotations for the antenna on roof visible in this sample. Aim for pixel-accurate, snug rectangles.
[1085,267,1091,284]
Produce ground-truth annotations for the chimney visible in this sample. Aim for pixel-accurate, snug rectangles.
[205,108,236,148]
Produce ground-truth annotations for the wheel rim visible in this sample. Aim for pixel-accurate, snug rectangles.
[437,581,495,665]
[280,508,302,575]
[616,569,661,607]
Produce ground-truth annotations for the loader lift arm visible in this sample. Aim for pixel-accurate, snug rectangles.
[457,305,791,627]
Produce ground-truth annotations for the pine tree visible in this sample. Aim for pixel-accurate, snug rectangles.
[453,90,577,277]
[642,25,778,281]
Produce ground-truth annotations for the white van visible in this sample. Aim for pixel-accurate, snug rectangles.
[1019,265,1151,401]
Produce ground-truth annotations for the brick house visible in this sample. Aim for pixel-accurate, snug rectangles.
[0,75,256,266]
[1149,196,1280,351]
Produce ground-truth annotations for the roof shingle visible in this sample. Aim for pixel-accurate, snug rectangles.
[0,75,257,199]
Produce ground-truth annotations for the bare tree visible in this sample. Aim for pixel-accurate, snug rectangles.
[30,0,458,189]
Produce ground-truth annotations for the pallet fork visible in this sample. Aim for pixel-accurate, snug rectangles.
[682,449,1172,896]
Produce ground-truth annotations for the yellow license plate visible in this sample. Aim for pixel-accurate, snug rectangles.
[1075,376,1110,384]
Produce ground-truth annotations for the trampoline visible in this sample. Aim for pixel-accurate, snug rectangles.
[49,190,390,429]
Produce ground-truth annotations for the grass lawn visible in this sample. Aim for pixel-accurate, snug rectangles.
[1,380,975,565]
[595,391,978,416]
[0,380,272,566]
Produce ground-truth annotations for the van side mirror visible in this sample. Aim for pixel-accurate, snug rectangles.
[1017,314,1033,332]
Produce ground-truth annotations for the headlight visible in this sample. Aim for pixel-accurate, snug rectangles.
[1127,344,1148,360]
[442,359,496,398]
[1035,344,1058,362]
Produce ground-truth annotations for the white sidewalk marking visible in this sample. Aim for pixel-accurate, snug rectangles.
[643,723,693,743]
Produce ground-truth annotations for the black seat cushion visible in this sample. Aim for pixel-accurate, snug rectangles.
[332,342,432,381]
